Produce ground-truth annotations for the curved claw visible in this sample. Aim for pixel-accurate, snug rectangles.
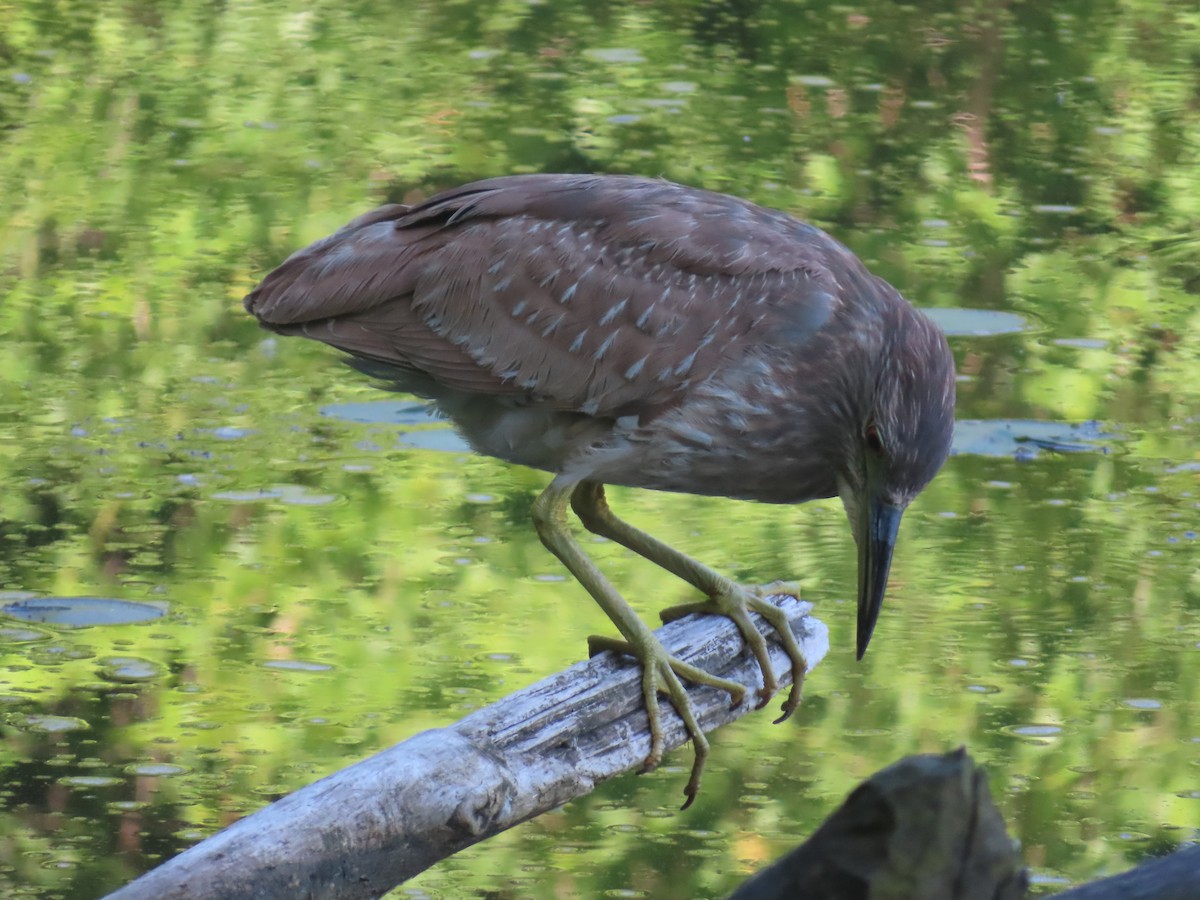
[743,594,808,722]
[587,634,746,808]
[660,588,809,721]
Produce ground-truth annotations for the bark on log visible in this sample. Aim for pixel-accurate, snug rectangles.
[104,594,827,900]
[726,748,1029,900]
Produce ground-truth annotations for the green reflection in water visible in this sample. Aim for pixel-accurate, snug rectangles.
[1,1,1199,898]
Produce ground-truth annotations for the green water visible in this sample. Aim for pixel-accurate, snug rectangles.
[1,1,1198,897]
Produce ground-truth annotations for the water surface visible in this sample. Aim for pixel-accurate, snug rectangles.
[1,2,1198,897]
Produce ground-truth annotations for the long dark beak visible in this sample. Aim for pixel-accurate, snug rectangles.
[856,498,903,660]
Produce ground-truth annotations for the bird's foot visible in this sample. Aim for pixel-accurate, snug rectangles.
[587,633,748,809]
[659,583,808,724]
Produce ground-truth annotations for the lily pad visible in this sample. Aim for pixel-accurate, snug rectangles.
[952,419,1120,458]
[320,401,470,453]
[922,308,1028,337]
[97,657,163,683]
[1,597,167,627]
[211,485,338,505]
[585,47,645,64]
[0,625,52,643]
[60,775,122,788]
[263,659,334,672]
[18,715,90,734]
[397,430,471,453]
[125,762,188,777]
[320,401,438,425]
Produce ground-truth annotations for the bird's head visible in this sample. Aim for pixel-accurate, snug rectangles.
[836,305,956,660]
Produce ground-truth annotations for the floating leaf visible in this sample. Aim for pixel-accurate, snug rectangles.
[952,419,1120,458]
[923,308,1028,336]
[320,400,439,425]
[97,657,163,683]
[1,597,167,627]
[17,715,90,734]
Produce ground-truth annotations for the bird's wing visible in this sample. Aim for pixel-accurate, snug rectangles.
[245,175,851,418]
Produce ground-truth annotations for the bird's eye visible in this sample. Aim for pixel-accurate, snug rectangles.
[865,423,885,456]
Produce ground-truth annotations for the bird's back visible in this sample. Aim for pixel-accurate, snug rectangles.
[245,175,875,425]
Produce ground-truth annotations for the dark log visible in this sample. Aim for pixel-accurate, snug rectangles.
[727,748,1028,900]
[103,594,826,900]
[727,749,1200,900]
[1050,846,1200,900]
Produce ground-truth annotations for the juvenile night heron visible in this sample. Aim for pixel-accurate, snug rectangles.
[245,174,955,806]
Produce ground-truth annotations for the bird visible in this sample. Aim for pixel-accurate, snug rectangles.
[244,174,956,807]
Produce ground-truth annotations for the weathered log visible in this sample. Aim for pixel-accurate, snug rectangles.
[726,749,1200,900]
[727,748,1029,900]
[104,594,827,900]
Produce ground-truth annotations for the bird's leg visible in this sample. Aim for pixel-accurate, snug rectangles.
[531,476,747,808]
[570,481,808,723]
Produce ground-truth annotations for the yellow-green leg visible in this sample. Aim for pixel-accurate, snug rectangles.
[570,481,808,723]
[531,476,747,808]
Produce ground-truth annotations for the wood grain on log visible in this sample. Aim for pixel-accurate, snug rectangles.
[104,594,827,900]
